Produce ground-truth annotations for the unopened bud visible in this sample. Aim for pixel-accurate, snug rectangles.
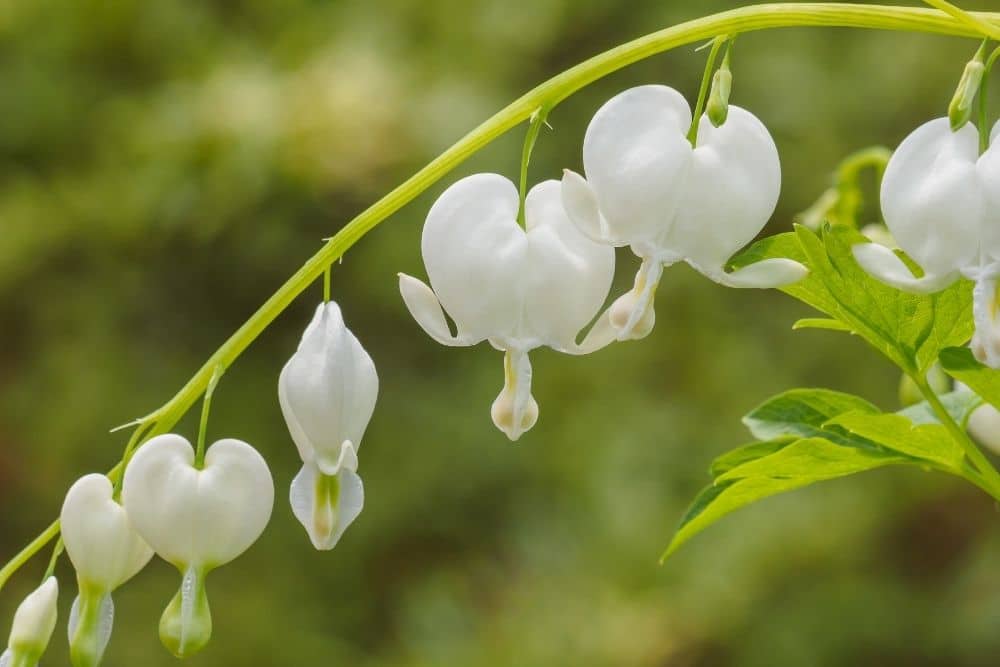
[2,577,58,667]
[707,67,732,127]
[949,54,986,131]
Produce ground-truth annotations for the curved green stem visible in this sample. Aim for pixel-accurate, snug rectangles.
[2,2,1000,592]
[517,107,551,227]
[688,36,728,144]
[914,375,1000,500]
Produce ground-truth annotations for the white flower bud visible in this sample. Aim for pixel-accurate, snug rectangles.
[60,474,153,667]
[399,174,615,440]
[561,85,806,340]
[121,434,274,658]
[1,577,58,667]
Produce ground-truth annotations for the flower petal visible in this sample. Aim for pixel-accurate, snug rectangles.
[122,434,274,570]
[68,592,114,667]
[398,274,476,346]
[289,460,364,551]
[278,302,378,471]
[5,577,58,661]
[61,473,153,591]
[881,118,982,276]
[421,173,527,342]
[661,106,782,270]
[695,258,808,288]
[560,169,621,245]
[852,242,957,294]
[977,126,1000,262]
[490,349,538,441]
[582,85,693,245]
[522,180,615,350]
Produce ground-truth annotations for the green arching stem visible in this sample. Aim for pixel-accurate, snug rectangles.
[922,0,1000,41]
[912,374,1000,500]
[688,36,728,145]
[195,364,226,468]
[42,538,63,580]
[323,265,332,303]
[517,107,551,228]
[2,2,1000,593]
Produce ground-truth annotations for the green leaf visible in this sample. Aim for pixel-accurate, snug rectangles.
[742,388,879,444]
[664,438,906,560]
[717,437,908,482]
[792,318,853,332]
[709,437,797,477]
[940,346,1000,411]
[734,226,973,374]
[898,389,983,427]
[826,412,964,471]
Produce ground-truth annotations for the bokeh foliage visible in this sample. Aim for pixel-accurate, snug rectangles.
[2,1,1000,665]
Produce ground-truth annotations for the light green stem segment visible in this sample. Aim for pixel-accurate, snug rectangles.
[913,375,1000,500]
[2,2,1000,591]
[688,36,728,144]
[69,586,114,667]
[160,566,212,659]
[517,107,551,228]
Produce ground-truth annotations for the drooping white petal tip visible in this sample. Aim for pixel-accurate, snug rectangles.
[490,350,539,441]
[398,273,472,346]
[290,461,365,551]
[711,258,808,288]
[852,243,956,294]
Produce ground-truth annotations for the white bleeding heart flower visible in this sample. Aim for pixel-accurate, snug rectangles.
[60,474,153,667]
[0,577,58,667]
[851,118,1000,367]
[279,301,376,550]
[121,434,274,658]
[561,84,807,340]
[399,173,616,440]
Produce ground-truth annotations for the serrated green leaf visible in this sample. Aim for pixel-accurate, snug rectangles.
[826,411,964,471]
[733,226,973,374]
[742,388,879,444]
[664,437,908,560]
[792,318,853,332]
[940,346,1000,411]
[709,437,797,478]
[717,437,908,482]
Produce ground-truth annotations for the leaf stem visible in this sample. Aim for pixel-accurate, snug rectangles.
[195,364,226,468]
[688,36,728,145]
[914,375,1000,499]
[517,107,550,227]
[2,1,1000,591]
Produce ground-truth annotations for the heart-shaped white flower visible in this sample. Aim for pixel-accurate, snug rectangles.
[399,174,615,440]
[0,577,58,667]
[852,118,1000,367]
[60,474,153,667]
[561,84,806,340]
[121,434,274,657]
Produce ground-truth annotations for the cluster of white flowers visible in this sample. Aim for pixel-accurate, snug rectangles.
[4,73,799,662]
[402,84,804,440]
[1,300,378,664]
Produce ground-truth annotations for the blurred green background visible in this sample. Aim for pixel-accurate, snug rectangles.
[2,1,1000,665]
